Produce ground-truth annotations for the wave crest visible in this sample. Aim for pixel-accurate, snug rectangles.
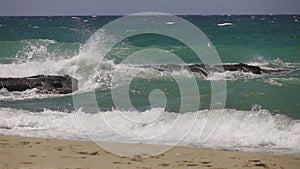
[0,107,299,155]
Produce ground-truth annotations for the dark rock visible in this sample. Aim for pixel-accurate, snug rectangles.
[0,75,78,94]
[180,63,262,77]
[222,63,262,74]
[185,64,208,77]
[135,63,289,77]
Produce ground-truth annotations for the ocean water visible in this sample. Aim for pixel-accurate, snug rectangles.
[0,15,299,155]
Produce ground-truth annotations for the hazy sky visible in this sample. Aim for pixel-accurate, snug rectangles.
[0,0,299,16]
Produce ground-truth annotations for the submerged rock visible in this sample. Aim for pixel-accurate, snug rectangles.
[0,75,78,94]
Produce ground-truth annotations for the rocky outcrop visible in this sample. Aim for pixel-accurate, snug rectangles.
[0,75,78,94]
[185,64,209,77]
[142,63,289,77]
[184,63,264,76]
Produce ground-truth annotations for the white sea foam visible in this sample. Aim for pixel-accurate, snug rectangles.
[15,39,57,62]
[263,78,285,87]
[0,108,87,140]
[207,71,261,81]
[166,21,174,25]
[0,107,299,155]
[217,23,233,27]
[71,17,80,20]
[264,77,300,87]
[0,88,64,101]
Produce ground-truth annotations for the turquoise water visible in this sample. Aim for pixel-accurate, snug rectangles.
[0,15,299,117]
[0,15,299,155]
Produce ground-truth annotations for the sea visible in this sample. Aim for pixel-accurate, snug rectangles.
[0,15,299,155]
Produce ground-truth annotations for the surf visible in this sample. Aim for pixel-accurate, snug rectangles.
[0,107,299,155]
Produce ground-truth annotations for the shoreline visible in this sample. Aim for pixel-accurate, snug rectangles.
[1,134,299,169]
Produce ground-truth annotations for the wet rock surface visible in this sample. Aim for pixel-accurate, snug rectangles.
[0,75,78,94]
[142,63,289,77]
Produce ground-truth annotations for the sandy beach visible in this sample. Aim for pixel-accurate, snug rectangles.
[0,134,299,169]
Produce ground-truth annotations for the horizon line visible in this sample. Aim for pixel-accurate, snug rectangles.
[0,13,300,17]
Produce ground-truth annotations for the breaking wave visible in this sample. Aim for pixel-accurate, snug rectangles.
[0,107,299,155]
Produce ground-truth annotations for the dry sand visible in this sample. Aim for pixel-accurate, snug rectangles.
[0,134,299,169]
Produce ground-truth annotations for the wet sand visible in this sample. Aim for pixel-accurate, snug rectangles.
[0,134,299,169]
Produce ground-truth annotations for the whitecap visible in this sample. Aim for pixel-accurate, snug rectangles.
[71,17,80,20]
[166,21,174,25]
[217,22,233,27]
